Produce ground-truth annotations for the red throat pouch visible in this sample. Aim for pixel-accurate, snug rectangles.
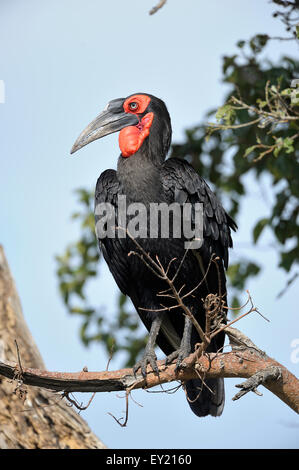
[119,112,154,157]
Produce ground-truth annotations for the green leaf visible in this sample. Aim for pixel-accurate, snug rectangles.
[283,137,294,154]
[279,246,299,272]
[256,98,267,108]
[227,260,261,291]
[281,88,292,96]
[230,295,241,310]
[244,145,258,158]
[253,218,269,243]
[215,104,236,126]
[273,137,283,157]
[290,90,299,106]
[119,294,127,308]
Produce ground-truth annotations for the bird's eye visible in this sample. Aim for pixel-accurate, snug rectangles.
[129,102,139,111]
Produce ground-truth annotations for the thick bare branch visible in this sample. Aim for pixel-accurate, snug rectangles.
[0,330,298,413]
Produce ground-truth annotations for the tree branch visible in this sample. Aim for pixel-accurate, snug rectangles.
[0,326,298,414]
[1,241,298,426]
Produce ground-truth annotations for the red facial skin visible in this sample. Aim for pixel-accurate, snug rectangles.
[119,94,154,157]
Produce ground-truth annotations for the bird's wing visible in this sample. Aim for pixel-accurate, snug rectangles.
[94,169,131,295]
[160,158,237,418]
[161,157,237,270]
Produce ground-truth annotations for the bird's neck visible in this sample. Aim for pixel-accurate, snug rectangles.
[117,149,165,204]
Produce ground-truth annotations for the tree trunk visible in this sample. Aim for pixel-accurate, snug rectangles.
[0,245,106,449]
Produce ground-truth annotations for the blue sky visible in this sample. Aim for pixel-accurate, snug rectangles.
[0,0,298,449]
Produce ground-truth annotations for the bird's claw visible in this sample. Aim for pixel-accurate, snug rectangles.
[165,346,190,371]
[133,350,159,378]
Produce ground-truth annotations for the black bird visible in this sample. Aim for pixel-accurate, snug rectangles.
[71,93,237,417]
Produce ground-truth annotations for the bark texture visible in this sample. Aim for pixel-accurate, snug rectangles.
[0,245,106,449]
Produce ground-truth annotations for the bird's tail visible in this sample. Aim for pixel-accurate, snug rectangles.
[185,377,225,417]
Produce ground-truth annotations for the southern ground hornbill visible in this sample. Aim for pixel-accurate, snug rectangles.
[71,93,237,417]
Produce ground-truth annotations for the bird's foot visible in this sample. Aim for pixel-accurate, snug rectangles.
[133,349,159,378]
[165,317,192,371]
[165,344,191,371]
[133,314,164,379]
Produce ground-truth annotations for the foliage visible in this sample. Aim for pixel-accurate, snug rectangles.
[56,2,299,365]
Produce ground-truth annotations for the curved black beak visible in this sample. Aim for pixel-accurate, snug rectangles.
[70,98,139,154]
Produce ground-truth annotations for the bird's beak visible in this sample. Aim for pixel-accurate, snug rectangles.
[70,100,139,154]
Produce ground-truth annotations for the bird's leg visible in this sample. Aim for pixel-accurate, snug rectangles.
[165,316,193,370]
[133,313,164,378]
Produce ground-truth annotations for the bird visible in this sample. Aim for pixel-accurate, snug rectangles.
[71,93,237,417]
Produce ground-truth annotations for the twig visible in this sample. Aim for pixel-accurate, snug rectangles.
[149,0,167,15]
[14,340,24,375]
[106,341,115,371]
[107,382,138,427]
[63,391,96,412]
[126,229,207,342]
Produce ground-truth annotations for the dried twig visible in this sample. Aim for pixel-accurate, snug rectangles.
[126,230,206,342]
[62,391,96,412]
[149,0,167,15]
[108,381,141,427]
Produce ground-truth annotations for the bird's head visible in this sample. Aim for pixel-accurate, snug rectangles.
[70,93,172,161]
